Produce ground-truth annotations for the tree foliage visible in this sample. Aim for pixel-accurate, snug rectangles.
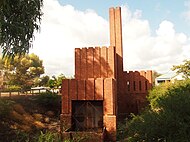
[127,80,190,142]
[1,53,44,90]
[48,74,66,89]
[0,0,43,58]
[38,75,50,87]
[172,59,190,79]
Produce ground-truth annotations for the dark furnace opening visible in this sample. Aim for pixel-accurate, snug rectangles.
[72,101,103,132]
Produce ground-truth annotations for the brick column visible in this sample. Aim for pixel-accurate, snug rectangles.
[103,78,117,141]
[109,7,124,118]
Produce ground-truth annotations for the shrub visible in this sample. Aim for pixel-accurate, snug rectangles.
[116,121,128,141]
[37,131,61,142]
[35,92,61,111]
[127,79,190,142]
[13,130,30,142]
[0,99,15,118]
[11,130,61,142]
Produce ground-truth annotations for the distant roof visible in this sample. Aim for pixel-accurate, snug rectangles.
[31,87,49,90]
[156,72,177,80]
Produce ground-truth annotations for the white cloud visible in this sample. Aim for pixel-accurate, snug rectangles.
[31,1,190,77]
[121,6,190,74]
[156,21,175,37]
[31,0,108,76]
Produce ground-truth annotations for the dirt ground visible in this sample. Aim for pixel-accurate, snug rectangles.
[0,95,61,142]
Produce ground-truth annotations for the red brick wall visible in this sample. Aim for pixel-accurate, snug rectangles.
[75,46,116,80]
[118,70,153,116]
[61,78,116,115]
[61,77,117,141]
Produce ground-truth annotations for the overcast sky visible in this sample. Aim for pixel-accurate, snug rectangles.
[31,0,190,77]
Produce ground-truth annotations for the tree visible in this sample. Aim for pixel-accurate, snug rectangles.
[48,74,66,89]
[0,0,43,58]
[1,53,44,90]
[126,80,190,142]
[172,59,190,79]
[38,75,50,87]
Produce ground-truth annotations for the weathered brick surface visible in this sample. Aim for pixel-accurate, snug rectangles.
[62,79,69,114]
[129,71,134,93]
[146,70,153,90]
[60,114,71,131]
[140,71,146,93]
[94,47,101,78]
[101,46,108,78]
[69,79,77,100]
[103,115,116,141]
[109,7,116,47]
[81,48,87,79]
[75,48,81,79]
[115,7,123,58]
[77,80,86,100]
[86,78,95,100]
[95,78,104,100]
[87,47,94,78]
[121,70,153,114]
[114,7,124,99]
[110,7,124,108]
[108,46,116,78]
[134,71,140,93]
[104,78,116,115]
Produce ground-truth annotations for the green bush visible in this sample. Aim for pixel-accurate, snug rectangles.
[11,130,61,142]
[35,92,61,110]
[0,99,14,118]
[12,130,30,142]
[127,79,190,142]
[37,131,61,142]
[116,122,128,141]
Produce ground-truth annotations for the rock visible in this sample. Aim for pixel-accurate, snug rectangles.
[44,117,50,123]
[9,110,23,121]
[23,113,34,123]
[48,122,60,131]
[19,124,32,132]
[13,104,26,114]
[33,121,45,129]
[46,111,55,117]
[33,113,43,121]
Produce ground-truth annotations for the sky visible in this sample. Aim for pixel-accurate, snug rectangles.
[30,0,190,77]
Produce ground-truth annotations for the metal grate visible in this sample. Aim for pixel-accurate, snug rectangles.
[72,101,103,132]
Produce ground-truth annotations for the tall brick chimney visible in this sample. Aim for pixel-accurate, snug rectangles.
[109,7,123,59]
[109,7,124,117]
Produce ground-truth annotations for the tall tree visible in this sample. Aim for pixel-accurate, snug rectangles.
[48,74,66,89]
[2,53,44,90]
[39,75,50,87]
[0,0,43,58]
[172,59,190,79]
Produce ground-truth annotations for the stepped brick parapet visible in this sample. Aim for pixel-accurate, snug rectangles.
[75,46,116,79]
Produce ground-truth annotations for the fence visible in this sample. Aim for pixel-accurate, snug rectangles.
[0,88,54,98]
